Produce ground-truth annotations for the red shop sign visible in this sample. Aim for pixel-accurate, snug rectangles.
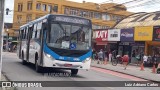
[95,30,108,42]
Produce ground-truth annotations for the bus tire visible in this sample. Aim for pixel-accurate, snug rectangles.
[35,60,43,73]
[71,69,78,75]
[22,52,27,65]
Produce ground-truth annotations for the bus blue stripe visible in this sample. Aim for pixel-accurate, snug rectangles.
[43,43,92,62]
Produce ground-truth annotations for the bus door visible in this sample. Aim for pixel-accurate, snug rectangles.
[26,25,33,62]
[18,29,23,58]
[29,24,38,63]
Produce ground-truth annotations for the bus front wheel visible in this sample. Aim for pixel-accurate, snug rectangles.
[71,69,78,75]
[35,60,42,73]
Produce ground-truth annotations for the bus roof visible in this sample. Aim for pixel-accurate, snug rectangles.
[20,14,91,29]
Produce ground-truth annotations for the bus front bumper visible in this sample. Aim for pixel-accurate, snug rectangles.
[43,57,91,70]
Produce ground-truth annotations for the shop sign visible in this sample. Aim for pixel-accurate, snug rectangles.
[134,26,153,41]
[153,26,160,41]
[119,42,130,45]
[95,30,108,42]
[120,28,134,41]
[130,42,145,46]
[108,29,120,41]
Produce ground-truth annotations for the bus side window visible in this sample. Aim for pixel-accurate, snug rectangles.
[20,29,23,40]
[23,28,26,40]
[26,27,29,39]
[36,22,42,39]
[29,25,33,39]
[24,28,28,40]
[32,24,37,39]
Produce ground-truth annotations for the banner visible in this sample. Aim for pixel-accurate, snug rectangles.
[134,26,153,41]
[1,81,160,87]
[153,26,160,41]
[108,29,120,41]
[95,30,108,42]
[120,28,134,41]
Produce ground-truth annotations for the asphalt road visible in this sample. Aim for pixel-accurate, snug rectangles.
[2,52,160,90]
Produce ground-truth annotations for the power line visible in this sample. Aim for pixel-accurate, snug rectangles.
[104,0,143,11]
[127,0,160,9]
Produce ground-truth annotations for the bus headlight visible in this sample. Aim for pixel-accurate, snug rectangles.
[82,58,91,63]
[46,54,51,58]
[45,53,55,60]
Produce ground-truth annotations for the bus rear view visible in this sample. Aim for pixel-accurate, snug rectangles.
[18,14,92,75]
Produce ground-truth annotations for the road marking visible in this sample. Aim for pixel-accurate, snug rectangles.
[107,87,114,89]
[91,67,147,81]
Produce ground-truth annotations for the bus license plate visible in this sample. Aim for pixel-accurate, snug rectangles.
[64,64,72,67]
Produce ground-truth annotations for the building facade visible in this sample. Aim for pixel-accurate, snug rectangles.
[114,12,160,63]
[12,0,132,36]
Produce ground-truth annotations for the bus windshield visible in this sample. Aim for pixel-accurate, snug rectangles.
[47,23,91,51]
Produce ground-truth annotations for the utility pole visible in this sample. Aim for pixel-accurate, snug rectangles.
[0,0,5,80]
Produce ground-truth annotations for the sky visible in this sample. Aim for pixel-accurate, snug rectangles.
[4,0,160,23]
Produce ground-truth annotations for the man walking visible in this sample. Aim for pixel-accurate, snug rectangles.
[97,49,104,64]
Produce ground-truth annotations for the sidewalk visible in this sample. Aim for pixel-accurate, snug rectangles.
[1,73,8,81]
[91,60,160,82]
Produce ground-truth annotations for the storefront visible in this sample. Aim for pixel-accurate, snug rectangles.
[93,29,120,52]
[118,28,134,55]
[108,29,120,53]
[145,26,160,56]
[117,28,146,63]
[93,30,108,52]
[134,26,153,55]
[118,42,145,63]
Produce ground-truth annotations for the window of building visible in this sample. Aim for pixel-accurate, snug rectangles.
[64,8,70,15]
[112,15,118,21]
[48,5,52,12]
[92,24,101,29]
[94,12,101,19]
[36,3,41,10]
[26,14,32,23]
[83,11,88,17]
[53,4,58,12]
[102,14,111,21]
[18,3,23,12]
[17,15,22,24]
[102,26,109,29]
[79,10,83,17]
[27,1,32,10]
[88,12,93,18]
[70,9,77,16]
[116,16,122,22]
[75,10,79,16]
[79,10,86,17]
[42,4,47,11]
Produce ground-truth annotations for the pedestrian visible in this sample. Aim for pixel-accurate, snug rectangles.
[122,53,129,70]
[97,49,104,64]
[143,54,148,66]
[103,50,107,64]
[109,51,112,62]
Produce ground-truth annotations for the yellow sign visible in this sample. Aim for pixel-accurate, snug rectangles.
[134,26,153,41]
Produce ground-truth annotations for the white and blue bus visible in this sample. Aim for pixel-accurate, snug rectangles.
[17,14,92,75]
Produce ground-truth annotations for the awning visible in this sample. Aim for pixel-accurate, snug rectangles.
[96,42,108,45]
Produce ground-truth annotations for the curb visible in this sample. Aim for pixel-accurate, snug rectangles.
[91,65,160,83]
[1,72,17,90]
[2,72,11,81]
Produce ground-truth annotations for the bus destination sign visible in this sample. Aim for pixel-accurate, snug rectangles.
[55,16,90,25]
